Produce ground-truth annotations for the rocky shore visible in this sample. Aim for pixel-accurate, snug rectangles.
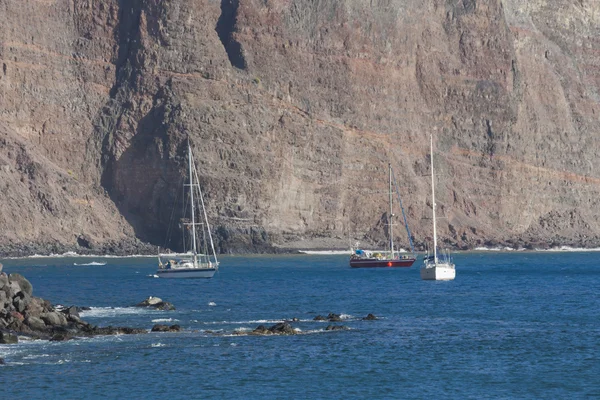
[0,264,175,343]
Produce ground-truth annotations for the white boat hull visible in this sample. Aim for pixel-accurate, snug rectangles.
[156,267,216,279]
[420,264,456,281]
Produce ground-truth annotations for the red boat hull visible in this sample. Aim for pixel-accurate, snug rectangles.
[350,257,416,268]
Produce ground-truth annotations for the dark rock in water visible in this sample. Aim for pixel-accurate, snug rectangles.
[92,326,147,335]
[327,313,343,322]
[313,315,327,321]
[363,313,378,320]
[248,322,296,335]
[325,325,349,331]
[135,297,175,311]
[0,357,4,364]
[268,322,295,335]
[50,333,71,342]
[252,325,269,335]
[61,306,80,318]
[151,324,181,332]
[0,331,18,344]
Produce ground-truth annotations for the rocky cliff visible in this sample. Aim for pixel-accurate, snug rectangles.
[1,0,600,255]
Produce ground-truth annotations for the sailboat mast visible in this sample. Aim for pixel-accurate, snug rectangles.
[430,135,438,264]
[388,163,394,258]
[188,141,198,260]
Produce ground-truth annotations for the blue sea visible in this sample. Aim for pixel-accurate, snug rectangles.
[1,252,598,399]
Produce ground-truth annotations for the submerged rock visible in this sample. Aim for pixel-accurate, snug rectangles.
[151,324,181,332]
[0,331,18,344]
[249,322,297,336]
[325,325,349,331]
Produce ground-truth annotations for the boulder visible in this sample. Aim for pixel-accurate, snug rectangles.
[136,296,163,307]
[10,311,24,321]
[0,290,7,307]
[0,357,4,364]
[7,281,21,298]
[136,297,175,311]
[13,292,32,313]
[25,316,47,331]
[0,331,18,344]
[0,272,7,289]
[23,297,47,318]
[41,311,68,327]
[0,263,3,273]
[8,274,33,297]
[363,313,378,320]
[61,306,80,318]
[313,315,327,321]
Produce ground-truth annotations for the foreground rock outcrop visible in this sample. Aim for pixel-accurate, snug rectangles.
[2,1,600,255]
[0,271,147,342]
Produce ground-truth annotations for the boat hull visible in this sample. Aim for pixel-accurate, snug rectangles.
[420,264,456,280]
[156,268,217,279]
[350,258,416,268]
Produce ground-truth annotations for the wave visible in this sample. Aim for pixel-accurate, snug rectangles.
[73,262,107,266]
[538,246,600,252]
[472,246,600,252]
[151,318,179,323]
[79,307,162,318]
[473,247,517,252]
[200,319,285,325]
[208,302,217,306]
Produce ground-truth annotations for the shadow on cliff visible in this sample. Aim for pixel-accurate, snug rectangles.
[216,0,246,69]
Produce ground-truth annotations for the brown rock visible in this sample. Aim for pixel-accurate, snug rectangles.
[1,0,600,255]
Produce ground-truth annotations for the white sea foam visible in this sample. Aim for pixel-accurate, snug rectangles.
[298,250,352,255]
[540,246,600,252]
[80,307,159,318]
[151,343,166,348]
[208,302,217,306]
[200,319,284,325]
[151,318,179,323]
[473,246,516,252]
[6,252,157,260]
[73,262,107,266]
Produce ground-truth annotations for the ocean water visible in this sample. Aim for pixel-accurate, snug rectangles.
[0,252,598,399]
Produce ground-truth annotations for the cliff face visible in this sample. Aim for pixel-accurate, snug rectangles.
[1,0,600,255]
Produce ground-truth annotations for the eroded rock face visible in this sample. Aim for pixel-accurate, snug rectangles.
[1,0,600,254]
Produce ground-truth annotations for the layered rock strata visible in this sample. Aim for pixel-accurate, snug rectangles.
[1,0,600,254]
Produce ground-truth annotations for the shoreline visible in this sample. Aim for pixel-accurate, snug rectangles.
[2,245,600,261]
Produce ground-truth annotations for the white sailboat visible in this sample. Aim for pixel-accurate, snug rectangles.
[157,141,219,279]
[421,134,456,281]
